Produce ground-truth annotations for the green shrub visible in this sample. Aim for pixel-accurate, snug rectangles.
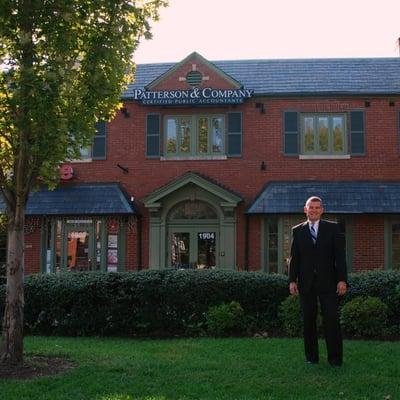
[346,271,400,329]
[279,295,303,337]
[341,296,388,337]
[206,301,245,336]
[0,270,289,336]
[278,295,323,337]
[0,269,398,338]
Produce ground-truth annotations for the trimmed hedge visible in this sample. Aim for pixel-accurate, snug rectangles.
[344,270,400,330]
[277,270,400,338]
[0,270,288,336]
[0,269,399,337]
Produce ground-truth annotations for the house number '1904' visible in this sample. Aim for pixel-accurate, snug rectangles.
[198,232,215,240]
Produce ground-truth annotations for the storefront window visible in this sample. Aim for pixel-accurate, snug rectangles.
[55,220,62,273]
[43,218,121,273]
[67,230,90,271]
[266,215,348,274]
[95,221,102,271]
[267,220,278,273]
[107,232,118,272]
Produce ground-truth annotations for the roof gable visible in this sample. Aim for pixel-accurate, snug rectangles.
[143,172,242,208]
[146,51,242,91]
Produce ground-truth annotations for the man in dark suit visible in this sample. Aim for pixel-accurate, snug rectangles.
[289,196,347,367]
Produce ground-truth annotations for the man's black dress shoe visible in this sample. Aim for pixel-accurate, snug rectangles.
[306,359,319,364]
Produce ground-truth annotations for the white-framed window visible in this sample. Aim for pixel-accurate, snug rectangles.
[79,146,92,160]
[67,146,92,163]
[300,114,347,155]
[68,121,107,162]
[165,115,224,157]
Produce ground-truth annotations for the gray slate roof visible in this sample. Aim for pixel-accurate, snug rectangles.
[0,184,136,215]
[247,181,400,214]
[123,57,400,98]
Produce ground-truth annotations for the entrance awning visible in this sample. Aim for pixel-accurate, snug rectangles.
[247,181,400,214]
[0,184,136,215]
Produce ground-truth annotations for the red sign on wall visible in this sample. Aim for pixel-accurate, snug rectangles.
[60,165,74,180]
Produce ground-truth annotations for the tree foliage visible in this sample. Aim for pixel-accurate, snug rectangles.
[0,0,167,364]
[0,0,166,194]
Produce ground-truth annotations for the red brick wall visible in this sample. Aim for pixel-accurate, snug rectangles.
[352,215,386,272]
[73,97,400,191]
[25,222,41,275]
[247,215,262,271]
[64,95,400,271]
[125,217,138,271]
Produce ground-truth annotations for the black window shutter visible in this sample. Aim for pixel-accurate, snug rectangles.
[92,121,107,160]
[350,111,365,155]
[284,111,299,155]
[146,114,160,157]
[227,112,242,156]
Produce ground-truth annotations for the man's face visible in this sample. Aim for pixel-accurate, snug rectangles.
[304,200,323,222]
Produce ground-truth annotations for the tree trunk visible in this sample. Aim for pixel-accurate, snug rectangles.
[0,208,25,365]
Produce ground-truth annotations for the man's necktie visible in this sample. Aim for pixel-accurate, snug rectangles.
[310,223,317,244]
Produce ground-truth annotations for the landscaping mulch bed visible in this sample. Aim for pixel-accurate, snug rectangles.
[0,355,76,380]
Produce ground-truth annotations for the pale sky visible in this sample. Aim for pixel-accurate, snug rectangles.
[133,0,400,64]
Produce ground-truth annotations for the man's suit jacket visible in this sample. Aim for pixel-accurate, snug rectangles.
[289,219,347,294]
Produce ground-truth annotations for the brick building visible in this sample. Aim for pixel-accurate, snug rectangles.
[2,52,400,275]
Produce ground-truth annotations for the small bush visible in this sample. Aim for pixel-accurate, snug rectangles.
[341,296,388,337]
[346,271,400,329]
[279,295,323,337]
[206,301,245,336]
[279,295,303,337]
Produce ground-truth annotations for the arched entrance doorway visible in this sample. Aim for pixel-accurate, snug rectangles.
[143,172,242,270]
[167,200,218,269]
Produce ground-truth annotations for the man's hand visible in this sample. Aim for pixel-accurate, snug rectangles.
[289,281,299,296]
[336,281,347,296]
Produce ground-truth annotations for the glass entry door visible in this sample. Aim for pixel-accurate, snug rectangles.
[64,226,95,272]
[169,228,217,269]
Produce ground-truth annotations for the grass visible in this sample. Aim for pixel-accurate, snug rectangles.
[0,336,399,400]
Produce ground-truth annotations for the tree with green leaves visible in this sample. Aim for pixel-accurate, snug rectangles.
[0,0,167,365]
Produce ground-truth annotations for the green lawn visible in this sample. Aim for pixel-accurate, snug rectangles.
[0,336,399,400]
